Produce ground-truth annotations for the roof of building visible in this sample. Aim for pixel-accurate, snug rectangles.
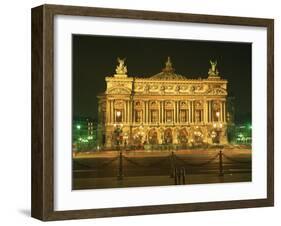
[149,57,188,80]
[149,71,188,80]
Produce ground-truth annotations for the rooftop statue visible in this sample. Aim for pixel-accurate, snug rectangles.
[162,56,175,73]
[115,57,127,75]
[150,57,187,80]
[208,60,219,77]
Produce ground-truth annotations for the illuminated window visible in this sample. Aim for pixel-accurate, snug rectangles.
[195,110,203,122]
[115,110,122,122]
[166,110,173,123]
[180,110,187,122]
[135,110,142,122]
[151,110,158,123]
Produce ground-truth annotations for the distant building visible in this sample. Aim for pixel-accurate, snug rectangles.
[72,117,97,150]
[234,124,252,144]
[97,57,229,149]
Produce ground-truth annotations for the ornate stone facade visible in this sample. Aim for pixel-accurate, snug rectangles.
[97,57,228,149]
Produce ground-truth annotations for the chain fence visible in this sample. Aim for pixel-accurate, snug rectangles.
[173,153,220,167]
[222,152,252,164]
[74,155,119,170]
[74,150,251,183]
[123,154,170,168]
[99,156,119,168]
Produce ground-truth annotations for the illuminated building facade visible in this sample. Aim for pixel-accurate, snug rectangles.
[97,57,228,149]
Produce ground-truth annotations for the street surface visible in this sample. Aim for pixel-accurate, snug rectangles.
[72,148,251,189]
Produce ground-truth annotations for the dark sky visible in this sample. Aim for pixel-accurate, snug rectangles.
[72,35,252,123]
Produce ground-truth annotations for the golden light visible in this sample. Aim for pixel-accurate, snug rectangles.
[116,111,121,117]
[216,111,220,118]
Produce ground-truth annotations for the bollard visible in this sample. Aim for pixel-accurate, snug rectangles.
[219,150,224,176]
[181,168,186,184]
[174,168,178,185]
[170,151,175,178]
[177,168,181,184]
[117,151,123,180]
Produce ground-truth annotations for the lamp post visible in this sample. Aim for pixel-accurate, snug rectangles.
[114,123,123,150]
[212,122,223,144]
[113,110,123,149]
[114,110,124,180]
[76,124,81,151]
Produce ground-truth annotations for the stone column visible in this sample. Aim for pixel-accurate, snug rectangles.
[208,101,212,122]
[162,101,166,124]
[143,101,146,124]
[193,101,195,123]
[208,100,212,123]
[129,100,132,123]
[106,99,110,123]
[126,100,129,123]
[111,100,114,124]
[220,101,223,122]
[223,101,226,122]
[206,101,208,123]
[146,101,149,123]
[124,101,126,123]
[159,101,162,124]
[127,100,130,123]
[191,101,194,123]
[146,101,149,124]
[158,102,161,123]
[176,101,178,123]
[124,100,126,123]
[173,102,176,123]
[161,101,164,124]
[188,101,191,123]
[204,101,207,124]
[132,101,135,124]
[132,100,134,123]
[190,101,192,123]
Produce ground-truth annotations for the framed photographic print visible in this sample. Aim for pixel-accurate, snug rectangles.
[31,4,274,221]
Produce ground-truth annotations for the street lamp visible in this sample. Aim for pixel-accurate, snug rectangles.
[212,122,223,144]
[76,124,81,151]
[216,111,220,121]
[114,122,123,150]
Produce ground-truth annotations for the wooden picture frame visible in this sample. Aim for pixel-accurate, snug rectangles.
[31,4,274,221]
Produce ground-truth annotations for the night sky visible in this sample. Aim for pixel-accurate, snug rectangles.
[72,35,252,124]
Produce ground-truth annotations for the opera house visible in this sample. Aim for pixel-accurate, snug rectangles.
[97,57,228,149]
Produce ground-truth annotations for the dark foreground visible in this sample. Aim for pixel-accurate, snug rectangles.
[72,148,252,190]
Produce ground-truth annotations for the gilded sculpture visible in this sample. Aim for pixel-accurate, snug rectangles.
[208,60,219,76]
[115,57,127,75]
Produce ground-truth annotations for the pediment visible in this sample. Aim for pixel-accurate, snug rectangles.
[107,87,131,94]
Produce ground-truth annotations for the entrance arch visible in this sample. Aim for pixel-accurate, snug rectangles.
[178,128,188,145]
[193,127,204,144]
[148,129,158,145]
[164,128,173,144]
